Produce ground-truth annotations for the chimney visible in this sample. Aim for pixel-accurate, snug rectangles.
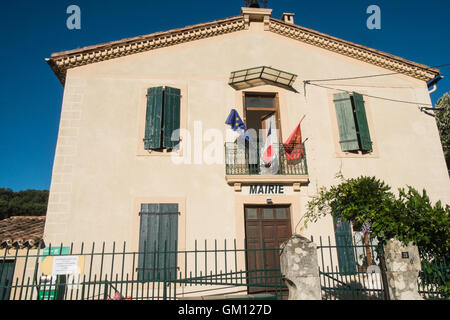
[282,13,295,24]
[247,0,260,8]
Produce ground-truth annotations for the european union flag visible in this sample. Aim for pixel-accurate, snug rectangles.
[225,109,250,141]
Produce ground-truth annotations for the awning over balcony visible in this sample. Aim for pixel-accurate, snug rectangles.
[228,66,297,91]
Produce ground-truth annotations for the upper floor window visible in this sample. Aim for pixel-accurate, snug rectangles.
[333,92,372,153]
[144,86,181,151]
[245,93,277,109]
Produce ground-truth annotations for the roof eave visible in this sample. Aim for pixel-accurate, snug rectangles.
[268,17,440,81]
[47,15,246,85]
[46,14,440,85]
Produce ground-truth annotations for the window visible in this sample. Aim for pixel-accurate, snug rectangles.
[333,92,372,153]
[144,86,181,151]
[137,203,178,282]
[245,93,276,109]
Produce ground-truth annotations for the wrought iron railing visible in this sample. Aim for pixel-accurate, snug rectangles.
[313,235,388,300]
[417,250,449,300]
[225,142,308,176]
[0,240,286,301]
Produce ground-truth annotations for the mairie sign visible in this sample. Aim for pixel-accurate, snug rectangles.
[249,185,285,195]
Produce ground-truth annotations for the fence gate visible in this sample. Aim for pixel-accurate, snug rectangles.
[314,235,388,300]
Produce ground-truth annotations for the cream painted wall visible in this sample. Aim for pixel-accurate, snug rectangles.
[43,20,450,250]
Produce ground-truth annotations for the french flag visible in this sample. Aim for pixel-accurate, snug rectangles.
[261,121,279,174]
[262,125,274,164]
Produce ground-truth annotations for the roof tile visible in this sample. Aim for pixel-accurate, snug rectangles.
[0,216,45,248]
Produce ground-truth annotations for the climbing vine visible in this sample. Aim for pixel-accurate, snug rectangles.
[304,175,450,259]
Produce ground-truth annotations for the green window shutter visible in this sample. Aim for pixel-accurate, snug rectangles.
[0,260,15,300]
[138,204,178,282]
[144,87,164,150]
[158,204,178,281]
[333,92,359,151]
[162,87,181,148]
[138,204,159,282]
[352,92,372,152]
[333,216,357,275]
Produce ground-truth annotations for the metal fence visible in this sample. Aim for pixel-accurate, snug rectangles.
[0,240,287,301]
[313,235,388,300]
[417,250,449,300]
[3,238,447,301]
[314,236,450,301]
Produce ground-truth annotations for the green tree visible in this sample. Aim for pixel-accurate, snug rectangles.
[305,176,449,258]
[0,188,49,220]
[305,175,450,296]
[435,92,450,174]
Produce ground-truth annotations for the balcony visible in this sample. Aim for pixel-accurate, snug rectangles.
[225,142,309,186]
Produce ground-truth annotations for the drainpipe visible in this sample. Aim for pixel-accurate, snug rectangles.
[427,75,443,95]
[419,75,444,112]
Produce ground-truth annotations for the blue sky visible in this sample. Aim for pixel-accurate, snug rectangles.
[0,0,449,191]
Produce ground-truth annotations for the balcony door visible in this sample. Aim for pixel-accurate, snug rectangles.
[244,93,281,174]
[244,92,281,144]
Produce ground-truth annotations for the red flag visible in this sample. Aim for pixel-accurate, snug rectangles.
[283,120,303,160]
[262,145,273,163]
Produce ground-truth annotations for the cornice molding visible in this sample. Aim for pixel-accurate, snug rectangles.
[268,18,439,81]
[48,16,246,84]
[47,15,440,85]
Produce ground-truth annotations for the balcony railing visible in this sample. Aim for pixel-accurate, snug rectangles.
[225,142,308,176]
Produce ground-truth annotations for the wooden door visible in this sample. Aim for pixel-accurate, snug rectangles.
[244,205,292,293]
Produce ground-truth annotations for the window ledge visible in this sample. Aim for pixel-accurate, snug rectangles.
[334,150,379,158]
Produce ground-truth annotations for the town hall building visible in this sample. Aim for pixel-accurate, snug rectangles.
[41,5,449,298]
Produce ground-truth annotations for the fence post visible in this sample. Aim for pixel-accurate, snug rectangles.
[280,235,322,300]
[383,239,423,300]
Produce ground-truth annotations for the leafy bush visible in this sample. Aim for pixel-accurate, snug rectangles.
[305,175,450,295]
[305,176,450,258]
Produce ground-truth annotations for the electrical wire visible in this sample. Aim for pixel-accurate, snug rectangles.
[304,63,450,83]
[305,82,434,106]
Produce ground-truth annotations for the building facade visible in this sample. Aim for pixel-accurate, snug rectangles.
[43,7,449,279]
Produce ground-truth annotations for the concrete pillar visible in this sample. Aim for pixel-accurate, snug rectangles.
[384,239,423,300]
[280,235,322,300]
